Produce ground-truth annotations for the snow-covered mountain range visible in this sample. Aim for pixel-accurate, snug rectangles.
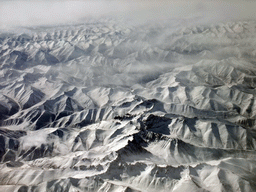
[1,15,256,191]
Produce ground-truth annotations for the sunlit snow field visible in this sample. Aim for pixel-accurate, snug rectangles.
[1,1,256,191]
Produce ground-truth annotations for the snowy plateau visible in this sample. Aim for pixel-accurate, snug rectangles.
[1,14,256,192]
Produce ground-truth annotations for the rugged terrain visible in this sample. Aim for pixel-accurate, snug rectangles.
[1,18,256,191]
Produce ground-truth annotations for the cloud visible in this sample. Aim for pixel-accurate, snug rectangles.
[0,0,256,28]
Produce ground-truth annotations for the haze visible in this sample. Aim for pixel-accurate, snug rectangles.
[1,0,256,28]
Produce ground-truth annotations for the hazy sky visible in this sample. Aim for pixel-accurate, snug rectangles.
[0,0,256,28]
